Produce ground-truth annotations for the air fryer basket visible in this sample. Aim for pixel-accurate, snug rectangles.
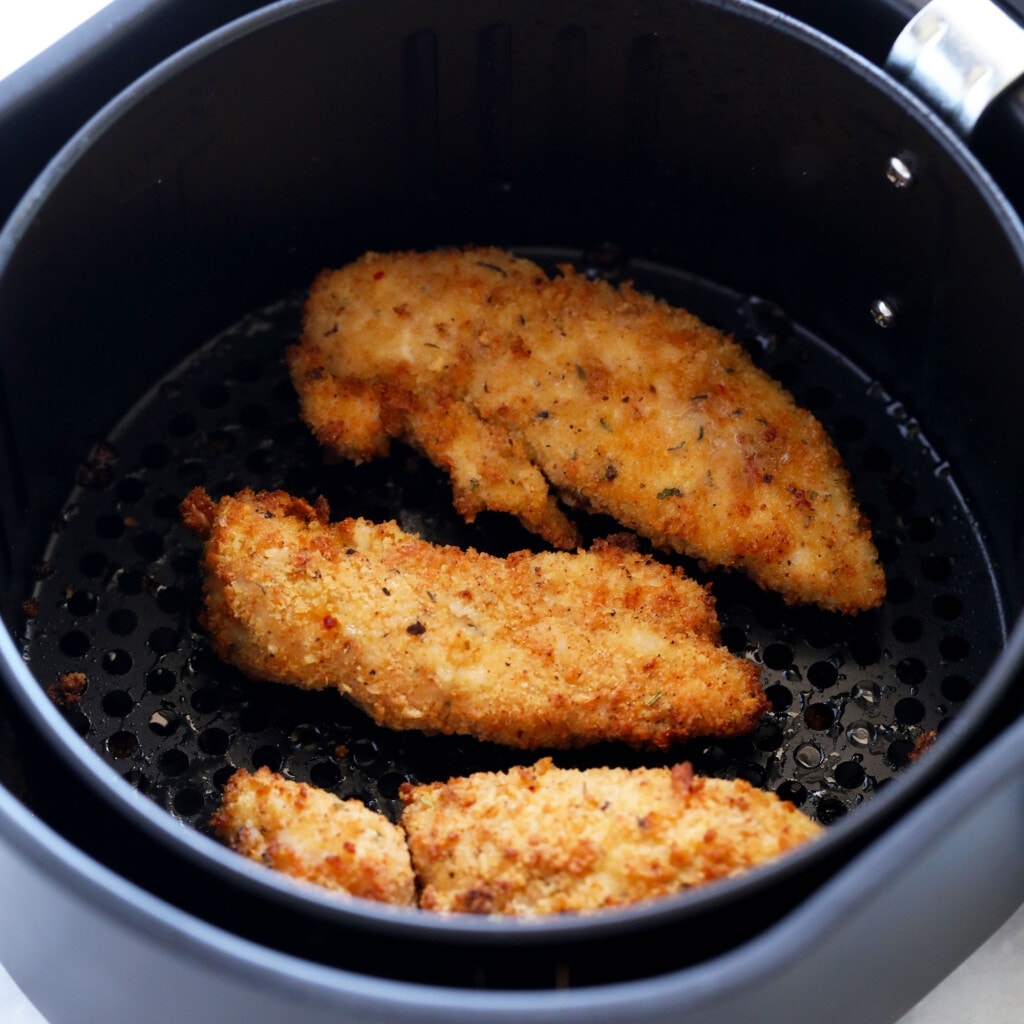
[18,252,1007,834]
[2,0,1024,1015]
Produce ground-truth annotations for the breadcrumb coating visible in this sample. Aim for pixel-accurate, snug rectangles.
[291,246,884,613]
[182,487,768,750]
[401,757,822,914]
[210,766,416,905]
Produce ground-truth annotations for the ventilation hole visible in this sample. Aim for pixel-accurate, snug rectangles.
[852,681,882,708]
[932,593,962,620]
[941,674,971,702]
[191,687,222,714]
[775,780,807,807]
[309,760,342,789]
[753,723,784,751]
[720,624,747,654]
[116,569,145,595]
[79,551,108,577]
[101,690,134,716]
[834,760,866,789]
[807,661,838,689]
[816,798,848,824]
[921,554,953,582]
[173,788,205,817]
[886,739,914,769]
[146,668,176,695]
[95,514,125,540]
[794,742,823,768]
[762,642,793,670]
[845,721,875,747]
[107,731,139,759]
[59,630,90,657]
[67,590,98,616]
[66,709,90,736]
[134,531,164,560]
[167,412,198,437]
[764,684,792,712]
[896,657,927,685]
[736,763,766,787]
[894,697,925,725]
[107,608,138,636]
[102,649,133,676]
[252,745,284,772]
[122,770,149,793]
[115,477,146,503]
[351,737,381,769]
[149,710,178,737]
[939,635,970,662]
[148,627,180,654]
[213,765,237,789]
[892,616,923,643]
[290,723,322,749]
[803,703,835,730]
[159,749,189,776]
[140,442,170,469]
[377,771,408,799]
[198,727,230,756]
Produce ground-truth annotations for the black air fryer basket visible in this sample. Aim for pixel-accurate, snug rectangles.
[1,0,1024,1022]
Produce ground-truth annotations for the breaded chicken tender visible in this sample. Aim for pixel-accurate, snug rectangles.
[291,246,885,613]
[210,766,415,905]
[400,757,822,914]
[182,487,768,750]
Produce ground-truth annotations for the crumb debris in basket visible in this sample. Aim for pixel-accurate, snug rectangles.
[47,671,87,708]
[181,486,768,750]
[290,245,884,614]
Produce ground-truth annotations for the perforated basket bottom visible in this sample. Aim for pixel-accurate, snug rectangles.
[20,249,1004,841]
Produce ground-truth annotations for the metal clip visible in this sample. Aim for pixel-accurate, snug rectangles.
[887,0,1024,136]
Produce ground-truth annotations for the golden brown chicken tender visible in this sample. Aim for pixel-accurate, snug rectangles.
[291,246,884,613]
[182,487,768,750]
[210,766,416,905]
[400,757,822,914]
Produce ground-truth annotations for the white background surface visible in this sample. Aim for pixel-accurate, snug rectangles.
[1,2,1022,1022]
